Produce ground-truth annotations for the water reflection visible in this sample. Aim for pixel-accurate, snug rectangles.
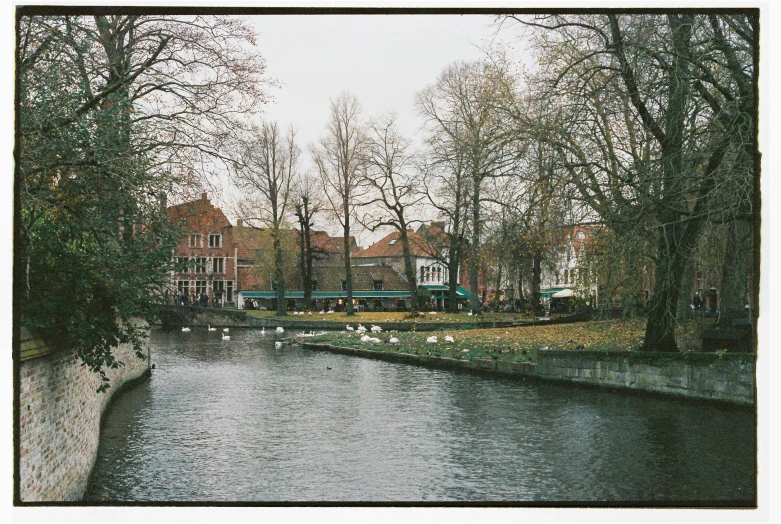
[87,328,756,503]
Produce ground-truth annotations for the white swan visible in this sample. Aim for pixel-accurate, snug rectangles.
[208,325,216,332]
[370,325,382,333]
[276,326,284,333]
[426,336,438,344]
[221,333,230,340]
[444,336,455,343]
[389,337,399,345]
[360,335,371,343]
[368,337,380,344]
[261,327,266,335]
[346,325,354,331]
[275,341,282,348]
[181,327,190,332]
[223,327,229,332]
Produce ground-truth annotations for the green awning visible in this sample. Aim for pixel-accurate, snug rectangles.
[539,287,569,299]
[432,285,471,299]
[239,290,411,299]
[420,284,449,292]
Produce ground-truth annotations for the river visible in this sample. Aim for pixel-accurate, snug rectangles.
[86,328,756,504]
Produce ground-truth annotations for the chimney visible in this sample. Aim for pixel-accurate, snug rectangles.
[237,219,243,227]
[201,192,208,201]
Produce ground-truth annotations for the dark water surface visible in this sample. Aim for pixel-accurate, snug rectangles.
[87,328,756,503]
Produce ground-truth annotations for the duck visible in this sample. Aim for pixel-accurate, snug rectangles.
[444,335,455,343]
[208,325,216,332]
[276,326,284,333]
[181,327,190,332]
[426,336,438,344]
[221,333,230,341]
[389,337,399,345]
[223,327,229,333]
[275,341,282,348]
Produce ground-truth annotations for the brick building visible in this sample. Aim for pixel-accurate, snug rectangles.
[166,193,237,305]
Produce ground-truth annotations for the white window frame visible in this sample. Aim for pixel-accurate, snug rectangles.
[189,234,202,248]
[209,233,222,248]
[212,257,224,274]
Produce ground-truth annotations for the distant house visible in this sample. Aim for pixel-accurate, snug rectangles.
[166,193,237,305]
[352,225,470,309]
[540,225,602,304]
[237,264,412,312]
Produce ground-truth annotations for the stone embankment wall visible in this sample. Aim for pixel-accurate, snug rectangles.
[535,350,755,405]
[18,325,151,502]
[303,343,755,406]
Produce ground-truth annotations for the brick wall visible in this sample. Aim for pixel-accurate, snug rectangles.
[18,325,150,502]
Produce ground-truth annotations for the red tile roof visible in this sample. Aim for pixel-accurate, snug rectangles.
[353,230,438,259]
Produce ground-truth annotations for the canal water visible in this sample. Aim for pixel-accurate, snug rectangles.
[87,328,756,503]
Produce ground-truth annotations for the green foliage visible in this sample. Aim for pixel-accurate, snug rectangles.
[17,16,178,392]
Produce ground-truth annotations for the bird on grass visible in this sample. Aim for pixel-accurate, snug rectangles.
[426,336,438,344]
[181,327,190,332]
[444,336,455,343]
[346,325,355,331]
[371,325,382,333]
[389,337,399,345]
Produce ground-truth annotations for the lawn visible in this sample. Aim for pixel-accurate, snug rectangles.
[244,309,531,324]
[302,318,711,363]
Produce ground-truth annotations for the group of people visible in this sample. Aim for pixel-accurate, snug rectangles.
[171,291,223,308]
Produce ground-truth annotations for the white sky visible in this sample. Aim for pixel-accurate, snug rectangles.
[213,14,526,247]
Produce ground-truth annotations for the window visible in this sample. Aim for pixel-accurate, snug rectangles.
[213,280,225,296]
[425,266,431,282]
[209,234,221,248]
[212,257,224,274]
[177,280,189,294]
[436,267,442,282]
[189,234,202,247]
[341,280,348,291]
[195,257,207,274]
[388,239,397,246]
[420,266,425,282]
[373,280,383,291]
[195,280,207,296]
[176,257,189,273]
[226,281,234,302]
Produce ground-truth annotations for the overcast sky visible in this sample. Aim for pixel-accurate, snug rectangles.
[214,14,527,247]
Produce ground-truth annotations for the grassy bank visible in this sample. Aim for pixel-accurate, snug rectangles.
[304,318,712,363]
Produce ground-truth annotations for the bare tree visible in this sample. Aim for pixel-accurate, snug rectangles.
[292,171,324,309]
[310,92,368,316]
[233,122,299,316]
[360,113,424,314]
[416,59,518,313]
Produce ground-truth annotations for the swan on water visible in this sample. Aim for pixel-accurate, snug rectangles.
[221,333,230,340]
[208,325,216,332]
[181,327,190,332]
[276,326,284,333]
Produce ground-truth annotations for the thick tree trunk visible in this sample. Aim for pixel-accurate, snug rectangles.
[718,220,752,328]
[641,220,701,352]
[447,256,460,313]
[676,255,695,321]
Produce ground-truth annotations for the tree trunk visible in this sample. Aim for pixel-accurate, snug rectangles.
[273,229,286,316]
[399,226,419,314]
[493,264,503,311]
[641,220,701,352]
[530,250,542,311]
[718,220,752,328]
[469,177,481,313]
[676,254,695,321]
[343,217,354,316]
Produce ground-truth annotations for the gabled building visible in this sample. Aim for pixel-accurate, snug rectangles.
[166,193,237,305]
